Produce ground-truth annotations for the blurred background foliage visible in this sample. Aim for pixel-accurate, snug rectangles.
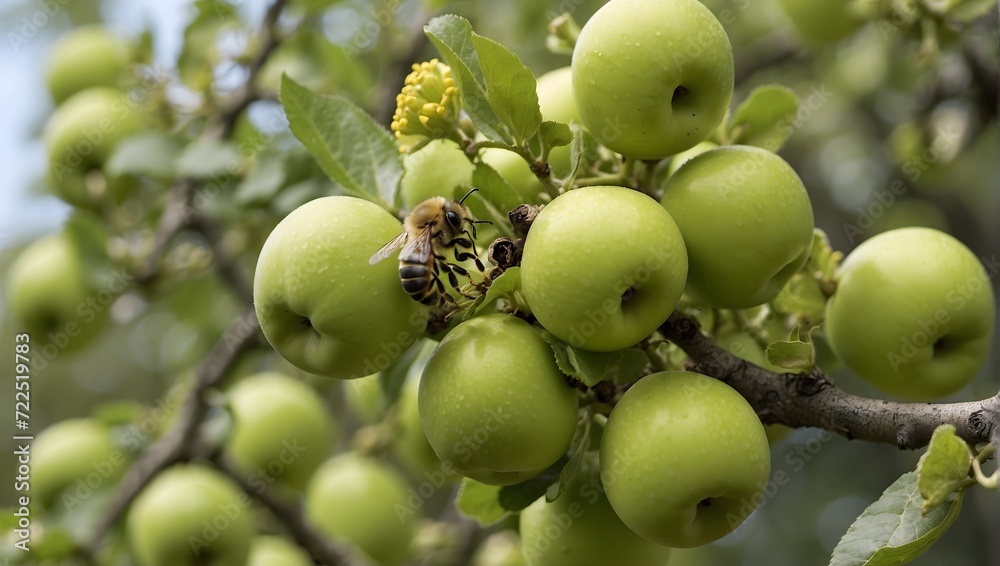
[0,0,997,564]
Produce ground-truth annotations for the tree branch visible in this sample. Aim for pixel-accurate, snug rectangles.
[210,453,365,566]
[659,310,1000,450]
[190,214,254,306]
[88,307,261,551]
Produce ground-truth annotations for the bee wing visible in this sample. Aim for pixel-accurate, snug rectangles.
[369,231,409,265]
[400,227,435,263]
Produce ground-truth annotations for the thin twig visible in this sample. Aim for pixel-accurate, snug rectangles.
[211,453,365,566]
[88,308,261,552]
[190,215,254,306]
[660,310,1000,450]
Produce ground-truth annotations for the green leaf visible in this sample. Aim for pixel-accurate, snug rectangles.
[537,120,574,160]
[464,267,521,320]
[947,0,996,21]
[537,329,647,387]
[917,425,973,513]
[773,272,828,323]
[93,400,145,428]
[425,15,511,143]
[105,133,183,179]
[829,471,963,566]
[177,0,239,90]
[471,161,523,213]
[378,340,434,410]
[471,34,542,144]
[498,454,570,512]
[279,75,401,209]
[548,411,593,502]
[811,228,843,283]
[32,528,77,560]
[728,85,800,152]
[235,153,288,205]
[175,139,242,178]
[765,326,817,372]
[456,478,508,526]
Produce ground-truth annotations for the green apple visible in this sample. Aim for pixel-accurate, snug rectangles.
[418,314,578,485]
[247,536,312,566]
[127,465,255,566]
[394,374,453,480]
[825,227,995,400]
[473,531,527,566]
[253,196,427,379]
[6,234,109,353]
[536,67,582,178]
[44,87,144,178]
[572,0,734,159]
[520,452,672,566]
[481,148,544,204]
[225,372,337,491]
[47,168,137,209]
[45,26,129,104]
[776,0,865,45]
[601,371,770,548]
[400,139,475,210]
[521,186,688,352]
[661,146,814,309]
[31,419,127,509]
[666,141,717,177]
[304,453,415,566]
[344,373,385,424]
[715,331,792,445]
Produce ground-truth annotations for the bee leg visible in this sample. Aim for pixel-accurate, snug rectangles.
[438,261,461,290]
[453,250,486,273]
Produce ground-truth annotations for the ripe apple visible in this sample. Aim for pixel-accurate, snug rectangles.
[31,419,127,509]
[44,87,144,178]
[400,139,475,210]
[127,465,256,566]
[224,372,337,491]
[572,0,734,159]
[661,145,814,309]
[6,234,109,353]
[253,196,427,379]
[521,186,688,351]
[418,314,578,485]
[304,453,416,566]
[825,227,995,400]
[601,371,770,547]
[520,452,672,566]
[536,67,582,178]
[45,26,129,104]
[247,536,312,566]
[481,148,544,204]
[776,0,865,45]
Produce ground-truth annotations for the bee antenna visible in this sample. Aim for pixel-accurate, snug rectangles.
[458,187,479,204]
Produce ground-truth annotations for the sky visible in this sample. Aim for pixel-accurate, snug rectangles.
[0,0,267,248]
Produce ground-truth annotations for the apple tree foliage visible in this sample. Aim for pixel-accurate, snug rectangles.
[1,0,998,565]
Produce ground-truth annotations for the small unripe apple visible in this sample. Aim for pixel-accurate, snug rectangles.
[253,196,427,379]
[44,87,144,177]
[473,531,527,566]
[481,148,544,204]
[662,146,814,309]
[344,373,384,424]
[400,139,475,210]
[31,419,127,509]
[45,26,129,104]
[394,376,454,480]
[6,234,110,353]
[825,227,995,400]
[601,371,770,548]
[666,141,717,177]
[247,536,312,566]
[305,453,416,566]
[127,465,256,566]
[572,0,734,159]
[776,0,865,45]
[419,314,578,485]
[520,452,672,566]
[536,67,582,178]
[225,372,337,491]
[522,186,688,351]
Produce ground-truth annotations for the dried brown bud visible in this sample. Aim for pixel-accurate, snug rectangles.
[487,237,523,271]
[509,204,542,238]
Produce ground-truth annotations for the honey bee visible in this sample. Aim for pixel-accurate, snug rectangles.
[369,189,491,307]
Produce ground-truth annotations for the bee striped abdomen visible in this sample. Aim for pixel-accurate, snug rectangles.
[399,261,437,305]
